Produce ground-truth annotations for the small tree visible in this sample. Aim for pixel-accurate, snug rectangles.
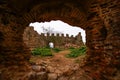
[42,26,54,34]
[41,26,63,36]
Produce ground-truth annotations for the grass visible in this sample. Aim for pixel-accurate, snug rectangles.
[52,48,62,53]
[66,46,86,58]
[31,47,62,57]
[69,47,75,50]
[31,46,86,58]
[31,47,53,56]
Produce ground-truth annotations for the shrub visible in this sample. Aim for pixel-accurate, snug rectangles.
[31,48,41,55]
[66,46,86,58]
[53,48,61,53]
[31,47,53,56]
[69,47,75,50]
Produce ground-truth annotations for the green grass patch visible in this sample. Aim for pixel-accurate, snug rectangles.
[69,47,75,50]
[52,48,62,53]
[31,47,53,56]
[66,46,86,58]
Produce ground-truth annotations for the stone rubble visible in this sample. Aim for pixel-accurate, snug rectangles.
[27,53,90,80]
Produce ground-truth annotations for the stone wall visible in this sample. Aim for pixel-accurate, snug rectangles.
[23,26,84,50]
[0,0,120,79]
[84,0,120,80]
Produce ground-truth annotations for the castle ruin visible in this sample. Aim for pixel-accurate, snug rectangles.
[23,26,84,50]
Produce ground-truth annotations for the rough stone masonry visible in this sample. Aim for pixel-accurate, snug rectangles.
[23,27,84,50]
[0,0,120,80]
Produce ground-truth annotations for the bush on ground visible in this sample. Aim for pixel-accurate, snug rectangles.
[53,48,62,53]
[69,47,75,50]
[31,47,53,56]
[66,46,86,58]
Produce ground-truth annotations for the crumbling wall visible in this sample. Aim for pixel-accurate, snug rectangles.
[0,0,120,79]
[84,0,120,80]
[23,26,84,50]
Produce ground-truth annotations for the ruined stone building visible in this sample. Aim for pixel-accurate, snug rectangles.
[0,0,120,79]
[23,27,84,50]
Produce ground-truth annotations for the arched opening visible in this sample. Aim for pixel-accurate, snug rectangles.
[0,0,120,80]
[24,20,86,49]
[23,20,87,80]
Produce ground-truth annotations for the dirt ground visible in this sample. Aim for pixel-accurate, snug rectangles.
[0,50,92,80]
[30,50,85,70]
[30,50,93,80]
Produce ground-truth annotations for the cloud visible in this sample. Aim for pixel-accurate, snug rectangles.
[29,20,86,42]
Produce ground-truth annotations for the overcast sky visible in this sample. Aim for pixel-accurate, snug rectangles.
[29,20,86,42]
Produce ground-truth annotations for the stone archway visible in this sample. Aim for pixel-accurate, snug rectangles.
[0,0,120,80]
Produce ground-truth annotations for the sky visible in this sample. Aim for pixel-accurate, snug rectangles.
[29,20,86,42]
